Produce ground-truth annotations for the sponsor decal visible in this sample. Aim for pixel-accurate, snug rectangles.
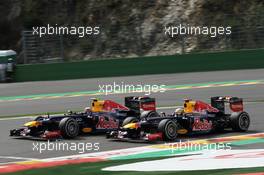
[192,118,212,131]
[177,129,188,134]
[96,116,119,129]
[230,103,244,112]
[75,118,83,122]
[194,100,219,113]
[140,102,156,111]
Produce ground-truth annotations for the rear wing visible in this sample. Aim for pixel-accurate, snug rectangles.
[125,96,156,115]
[211,96,243,113]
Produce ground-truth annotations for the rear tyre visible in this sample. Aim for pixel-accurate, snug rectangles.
[140,111,160,119]
[59,117,79,139]
[230,112,250,132]
[122,117,139,127]
[158,119,177,141]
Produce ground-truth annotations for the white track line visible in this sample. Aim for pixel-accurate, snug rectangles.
[0,156,39,161]
[0,156,40,165]
[0,116,35,121]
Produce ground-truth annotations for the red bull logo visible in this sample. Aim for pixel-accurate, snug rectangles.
[96,116,119,129]
[192,118,212,131]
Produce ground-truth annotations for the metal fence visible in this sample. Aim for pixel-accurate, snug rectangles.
[22,31,64,64]
[21,12,264,64]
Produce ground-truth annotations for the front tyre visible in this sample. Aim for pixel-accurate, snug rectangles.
[158,119,177,141]
[59,117,79,139]
[230,112,250,132]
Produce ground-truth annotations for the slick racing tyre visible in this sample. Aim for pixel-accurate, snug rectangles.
[158,119,177,141]
[59,117,79,139]
[140,111,160,119]
[230,112,250,132]
[122,117,139,127]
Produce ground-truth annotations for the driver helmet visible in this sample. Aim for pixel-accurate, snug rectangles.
[84,107,91,113]
[175,107,184,115]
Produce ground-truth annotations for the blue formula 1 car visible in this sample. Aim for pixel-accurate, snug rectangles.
[10,96,157,140]
[107,96,251,142]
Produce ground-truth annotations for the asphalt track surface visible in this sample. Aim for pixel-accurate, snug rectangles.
[0,69,264,164]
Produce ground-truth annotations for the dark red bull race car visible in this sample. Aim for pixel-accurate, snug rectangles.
[10,96,156,140]
[107,96,251,142]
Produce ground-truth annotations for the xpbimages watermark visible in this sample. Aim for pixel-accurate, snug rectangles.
[164,24,232,38]
[165,140,232,153]
[32,141,100,154]
[98,82,166,95]
[32,24,100,37]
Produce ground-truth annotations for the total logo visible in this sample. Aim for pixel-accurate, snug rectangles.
[192,118,212,131]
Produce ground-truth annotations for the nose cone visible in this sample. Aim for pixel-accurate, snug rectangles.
[24,121,41,127]
[123,123,138,129]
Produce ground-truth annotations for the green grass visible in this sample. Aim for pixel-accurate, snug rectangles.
[4,157,264,175]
